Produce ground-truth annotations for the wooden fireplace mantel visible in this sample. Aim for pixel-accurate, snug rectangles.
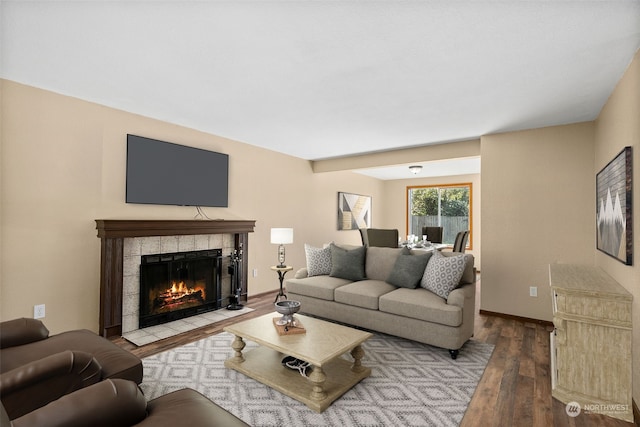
[96,219,256,238]
[95,219,256,337]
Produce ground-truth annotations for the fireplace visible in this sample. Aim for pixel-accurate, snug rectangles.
[139,249,222,328]
[95,219,256,338]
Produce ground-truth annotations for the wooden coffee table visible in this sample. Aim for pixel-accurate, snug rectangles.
[223,312,372,413]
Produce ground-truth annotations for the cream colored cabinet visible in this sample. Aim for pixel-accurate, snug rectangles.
[549,264,632,422]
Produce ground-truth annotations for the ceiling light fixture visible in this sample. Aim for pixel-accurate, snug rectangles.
[409,165,423,175]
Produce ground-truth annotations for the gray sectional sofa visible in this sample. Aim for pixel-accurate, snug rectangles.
[285,244,476,359]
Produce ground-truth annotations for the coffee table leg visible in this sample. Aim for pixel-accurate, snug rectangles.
[308,366,327,401]
[351,345,366,373]
[231,335,246,363]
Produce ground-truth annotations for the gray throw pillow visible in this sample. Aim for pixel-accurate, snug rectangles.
[386,252,432,288]
[329,243,366,281]
[421,250,467,298]
[304,244,332,277]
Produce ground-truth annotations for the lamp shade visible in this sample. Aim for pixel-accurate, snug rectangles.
[270,228,294,244]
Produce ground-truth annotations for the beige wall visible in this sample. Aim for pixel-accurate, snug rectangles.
[382,173,481,269]
[0,80,384,334]
[480,122,595,321]
[593,49,640,409]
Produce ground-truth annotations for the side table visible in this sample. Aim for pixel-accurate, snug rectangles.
[271,265,293,302]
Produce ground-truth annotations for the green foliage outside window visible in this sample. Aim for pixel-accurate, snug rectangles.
[408,184,471,246]
[411,187,469,216]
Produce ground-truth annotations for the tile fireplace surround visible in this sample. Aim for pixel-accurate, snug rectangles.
[95,219,256,338]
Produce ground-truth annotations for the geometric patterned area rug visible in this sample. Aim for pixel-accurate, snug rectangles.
[141,331,494,426]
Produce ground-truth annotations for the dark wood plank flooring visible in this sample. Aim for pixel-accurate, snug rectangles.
[112,278,635,426]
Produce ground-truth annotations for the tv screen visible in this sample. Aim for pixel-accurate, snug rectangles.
[126,134,229,207]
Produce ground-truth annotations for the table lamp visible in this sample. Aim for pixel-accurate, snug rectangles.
[270,228,293,268]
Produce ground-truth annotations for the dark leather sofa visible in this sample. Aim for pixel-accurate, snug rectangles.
[0,318,250,426]
[0,318,142,384]
[1,378,249,427]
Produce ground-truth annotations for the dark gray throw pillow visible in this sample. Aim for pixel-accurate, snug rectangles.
[386,252,432,288]
[329,243,366,281]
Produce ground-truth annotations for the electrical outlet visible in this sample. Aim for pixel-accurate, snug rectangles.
[253,268,258,277]
[34,304,46,319]
[529,286,538,297]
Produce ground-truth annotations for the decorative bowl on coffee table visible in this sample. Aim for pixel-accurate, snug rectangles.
[275,300,301,325]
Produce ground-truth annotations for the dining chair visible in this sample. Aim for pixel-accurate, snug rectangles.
[421,226,443,244]
[452,230,470,253]
[359,228,399,248]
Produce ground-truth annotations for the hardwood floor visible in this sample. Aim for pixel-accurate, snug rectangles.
[113,279,635,426]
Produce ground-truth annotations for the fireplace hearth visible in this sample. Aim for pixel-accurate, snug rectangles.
[139,249,222,328]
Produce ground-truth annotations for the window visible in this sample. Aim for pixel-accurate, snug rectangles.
[406,183,472,248]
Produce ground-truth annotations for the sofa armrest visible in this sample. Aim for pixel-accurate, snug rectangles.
[447,282,475,308]
[142,388,250,426]
[10,379,147,427]
[0,318,49,349]
[0,350,102,419]
[294,268,309,279]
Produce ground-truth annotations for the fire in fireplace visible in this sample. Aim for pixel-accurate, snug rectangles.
[139,249,222,328]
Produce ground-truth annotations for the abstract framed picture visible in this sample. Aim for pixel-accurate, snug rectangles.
[596,146,633,265]
[338,192,371,230]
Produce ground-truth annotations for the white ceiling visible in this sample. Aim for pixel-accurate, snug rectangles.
[355,156,481,180]
[2,1,640,177]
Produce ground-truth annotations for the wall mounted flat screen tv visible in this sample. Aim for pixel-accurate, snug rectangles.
[126,134,229,207]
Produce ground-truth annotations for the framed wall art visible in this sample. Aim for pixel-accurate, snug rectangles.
[596,146,633,265]
[337,192,371,230]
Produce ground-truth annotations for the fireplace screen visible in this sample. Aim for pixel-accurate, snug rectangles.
[139,249,222,328]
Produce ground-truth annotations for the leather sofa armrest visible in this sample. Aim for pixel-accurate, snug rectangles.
[142,388,250,426]
[0,350,102,420]
[0,318,49,349]
[10,379,147,427]
[294,268,309,279]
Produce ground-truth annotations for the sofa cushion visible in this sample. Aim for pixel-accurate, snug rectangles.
[365,247,405,281]
[420,250,467,298]
[379,287,463,327]
[386,252,432,289]
[304,244,332,277]
[334,280,396,310]
[286,276,352,301]
[329,244,366,281]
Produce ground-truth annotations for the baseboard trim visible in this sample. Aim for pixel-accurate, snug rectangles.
[479,309,554,328]
[250,289,279,299]
[633,398,639,426]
